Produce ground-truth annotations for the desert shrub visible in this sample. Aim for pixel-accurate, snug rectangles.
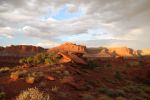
[106,63,112,67]
[140,85,150,93]
[26,57,33,64]
[123,84,150,95]
[122,83,150,99]
[16,87,50,100]
[116,96,127,100]
[123,85,141,93]
[126,61,140,67]
[114,71,122,80]
[63,70,70,76]
[19,52,60,66]
[81,94,95,100]
[44,58,54,65]
[58,92,68,99]
[19,58,26,64]
[0,67,10,73]
[99,86,125,97]
[87,60,99,69]
[147,70,150,77]
[0,92,6,99]
[81,81,96,91]
[55,70,62,75]
[19,70,28,77]
[51,86,59,93]
[98,95,112,100]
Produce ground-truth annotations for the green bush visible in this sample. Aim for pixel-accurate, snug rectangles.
[98,95,112,100]
[44,58,54,65]
[126,61,140,67]
[114,71,122,80]
[19,52,61,66]
[87,60,99,69]
[0,67,10,73]
[106,63,112,67]
[0,92,6,99]
[19,58,26,64]
[81,94,95,100]
[116,96,127,100]
[99,86,125,97]
[16,87,50,100]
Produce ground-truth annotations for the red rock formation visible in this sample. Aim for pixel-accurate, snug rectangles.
[48,42,86,53]
[141,49,150,56]
[0,45,45,66]
[0,45,45,56]
[107,47,134,57]
[58,52,87,65]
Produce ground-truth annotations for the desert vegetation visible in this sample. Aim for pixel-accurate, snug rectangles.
[16,87,50,100]
[19,52,61,66]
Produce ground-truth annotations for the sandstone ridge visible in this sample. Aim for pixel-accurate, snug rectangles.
[48,42,86,53]
[0,45,45,57]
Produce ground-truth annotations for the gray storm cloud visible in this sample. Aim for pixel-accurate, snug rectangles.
[0,0,150,49]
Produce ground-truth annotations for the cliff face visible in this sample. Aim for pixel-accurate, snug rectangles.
[48,42,86,53]
[107,47,134,57]
[0,45,45,66]
[0,45,45,57]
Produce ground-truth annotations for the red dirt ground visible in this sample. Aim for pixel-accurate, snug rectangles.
[0,57,150,100]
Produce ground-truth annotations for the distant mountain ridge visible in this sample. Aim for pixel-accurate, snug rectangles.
[0,43,150,57]
[48,42,150,57]
[0,45,45,57]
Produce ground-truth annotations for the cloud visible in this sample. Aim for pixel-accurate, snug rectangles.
[0,0,150,49]
[0,27,14,38]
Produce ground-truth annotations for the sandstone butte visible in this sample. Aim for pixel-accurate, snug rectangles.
[107,47,134,57]
[48,42,86,53]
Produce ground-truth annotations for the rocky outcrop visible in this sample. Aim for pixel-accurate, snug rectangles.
[48,42,86,53]
[107,47,134,57]
[141,49,150,56]
[99,48,114,57]
[0,45,45,66]
[0,45,45,57]
[58,52,87,65]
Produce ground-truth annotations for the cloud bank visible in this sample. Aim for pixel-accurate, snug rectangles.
[0,0,150,49]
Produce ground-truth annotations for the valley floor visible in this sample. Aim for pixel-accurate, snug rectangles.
[0,57,150,100]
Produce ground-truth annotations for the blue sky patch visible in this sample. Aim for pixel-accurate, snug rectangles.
[42,5,84,21]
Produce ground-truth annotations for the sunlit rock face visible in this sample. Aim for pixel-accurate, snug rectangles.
[0,45,45,57]
[107,47,134,57]
[48,42,86,53]
[141,49,150,56]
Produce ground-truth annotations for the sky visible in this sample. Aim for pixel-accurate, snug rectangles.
[0,0,150,49]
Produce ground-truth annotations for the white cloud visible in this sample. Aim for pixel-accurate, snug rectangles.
[0,27,14,38]
[0,0,150,49]
[36,41,60,48]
